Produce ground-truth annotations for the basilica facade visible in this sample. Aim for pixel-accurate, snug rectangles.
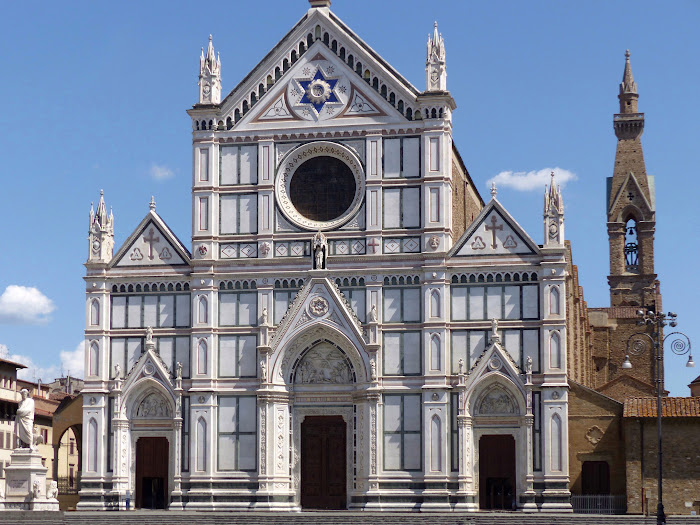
[79,0,572,511]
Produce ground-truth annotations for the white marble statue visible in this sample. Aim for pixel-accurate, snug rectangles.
[15,389,35,449]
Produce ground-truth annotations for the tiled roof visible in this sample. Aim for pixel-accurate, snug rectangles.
[624,397,700,418]
[690,374,700,385]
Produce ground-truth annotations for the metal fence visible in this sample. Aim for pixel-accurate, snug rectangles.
[571,494,627,514]
[56,475,81,495]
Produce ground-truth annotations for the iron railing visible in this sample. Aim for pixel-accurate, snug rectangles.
[56,474,81,495]
[571,494,627,514]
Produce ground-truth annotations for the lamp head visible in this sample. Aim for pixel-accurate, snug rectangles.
[622,355,633,369]
[687,354,695,368]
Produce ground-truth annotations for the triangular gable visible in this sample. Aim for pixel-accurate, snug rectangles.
[449,198,539,257]
[111,211,191,268]
[121,343,175,395]
[464,334,526,403]
[608,172,655,218]
[216,8,420,129]
[235,43,402,131]
[270,276,366,354]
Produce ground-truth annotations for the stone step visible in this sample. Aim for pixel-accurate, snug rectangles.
[4,512,700,525]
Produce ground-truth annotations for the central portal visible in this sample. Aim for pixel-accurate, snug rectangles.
[135,436,169,509]
[479,434,516,510]
[301,415,346,509]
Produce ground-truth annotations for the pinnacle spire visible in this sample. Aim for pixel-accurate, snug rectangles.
[425,21,447,92]
[620,49,637,95]
[198,34,222,104]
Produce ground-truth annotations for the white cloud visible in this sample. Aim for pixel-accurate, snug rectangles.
[5,341,85,383]
[150,163,175,180]
[487,167,577,192]
[0,285,55,324]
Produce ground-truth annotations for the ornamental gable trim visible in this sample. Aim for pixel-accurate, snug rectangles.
[195,9,420,130]
[111,211,191,268]
[608,171,655,219]
[449,197,540,257]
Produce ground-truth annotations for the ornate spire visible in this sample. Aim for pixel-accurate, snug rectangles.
[425,21,447,92]
[490,181,498,199]
[88,190,114,263]
[543,173,564,247]
[198,35,221,104]
[618,49,639,114]
[544,172,563,215]
[149,195,156,211]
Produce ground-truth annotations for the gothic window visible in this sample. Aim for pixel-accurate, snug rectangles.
[219,194,258,234]
[430,290,441,318]
[624,217,639,271]
[397,100,404,114]
[219,335,257,377]
[430,415,442,472]
[383,332,421,375]
[196,417,207,472]
[242,101,249,115]
[111,294,191,329]
[382,283,420,322]
[198,296,208,324]
[383,394,422,471]
[549,286,561,315]
[218,396,257,471]
[219,291,258,326]
[197,339,208,375]
[430,334,441,370]
[88,418,98,472]
[282,58,289,72]
[348,54,354,68]
[550,413,563,472]
[89,342,99,377]
[389,92,395,106]
[380,84,387,98]
[383,187,420,229]
[549,331,561,369]
[90,299,99,326]
[339,47,345,60]
[383,137,420,178]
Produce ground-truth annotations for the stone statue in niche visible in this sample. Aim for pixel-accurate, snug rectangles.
[477,387,517,415]
[175,361,183,380]
[312,230,327,270]
[369,304,378,322]
[295,343,352,384]
[135,392,171,418]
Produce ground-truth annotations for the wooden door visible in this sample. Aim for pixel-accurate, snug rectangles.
[301,416,346,509]
[582,461,610,495]
[479,434,516,510]
[135,437,169,509]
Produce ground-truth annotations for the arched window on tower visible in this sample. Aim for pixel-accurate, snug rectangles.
[624,217,639,272]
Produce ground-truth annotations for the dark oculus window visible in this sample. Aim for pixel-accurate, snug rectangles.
[289,156,356,221]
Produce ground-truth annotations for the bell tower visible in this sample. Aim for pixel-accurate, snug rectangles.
[607,50,657,308]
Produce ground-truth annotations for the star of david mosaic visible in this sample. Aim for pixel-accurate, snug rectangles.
[287,62,350,122]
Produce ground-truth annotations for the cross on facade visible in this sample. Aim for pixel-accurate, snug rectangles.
[367,238,380,254]
[143,228,160,260]
[484,215,503,249]
[627,191,635,201]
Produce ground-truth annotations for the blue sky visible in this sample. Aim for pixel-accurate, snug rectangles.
[0,0,697,395]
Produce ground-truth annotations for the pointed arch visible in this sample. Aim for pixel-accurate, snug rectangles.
[430,334,441,371]
[196,417,207,472]
[198,295,208,324]
[549,286,560,315]
[90,299,100,326]
[197,339,208,375]
[430,415,442,471]
[549,331,561,369]
[430,289,441,318]
[88,418,98,472]
[550,413,563,471]
[89,341,99,377]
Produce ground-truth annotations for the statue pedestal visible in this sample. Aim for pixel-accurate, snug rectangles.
[3,448,59,511]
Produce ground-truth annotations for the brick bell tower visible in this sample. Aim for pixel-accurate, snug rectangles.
[607,50,659,309]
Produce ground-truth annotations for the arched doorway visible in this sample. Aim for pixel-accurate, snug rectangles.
[301,415,346,509]
[479,434,516,510]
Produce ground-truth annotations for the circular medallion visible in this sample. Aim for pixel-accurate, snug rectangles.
[309,296,330,317]
[144,361,155,376]
[548,221,559,238]
[488,357,503,371]
[552,390,560,400]
[287,62,350,122]
[276,141,365,231]
[92,239,101,253]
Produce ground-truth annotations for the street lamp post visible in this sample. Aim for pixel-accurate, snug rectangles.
[622,309,693,525]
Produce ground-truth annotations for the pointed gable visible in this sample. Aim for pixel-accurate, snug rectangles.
[111,210,191,268]
[449,198,539,257]
[207,8,421,131]
[607,171,655,220]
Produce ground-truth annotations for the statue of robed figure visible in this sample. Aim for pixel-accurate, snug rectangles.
[15,388,35,449]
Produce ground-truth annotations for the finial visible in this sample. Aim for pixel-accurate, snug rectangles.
[149,196,156,211]
[490,181,498,198]
[100,189,104,196]
[209,34,212,42]
[625,49,630,60]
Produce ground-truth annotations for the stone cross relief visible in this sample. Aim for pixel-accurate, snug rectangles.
[484,215,503,249]
[143,228,161,260]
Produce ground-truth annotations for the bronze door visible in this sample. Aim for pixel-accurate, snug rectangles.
[301,415,346,509]
[479,434,516,510]
[135,437,169,509]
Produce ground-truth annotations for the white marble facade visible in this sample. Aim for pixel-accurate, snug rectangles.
[79,1,571,512]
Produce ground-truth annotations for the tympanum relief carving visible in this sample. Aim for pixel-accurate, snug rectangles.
[135,392,171,418]
[294,342,353,384]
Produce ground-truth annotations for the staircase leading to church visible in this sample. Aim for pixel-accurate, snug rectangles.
[7,512,700,525]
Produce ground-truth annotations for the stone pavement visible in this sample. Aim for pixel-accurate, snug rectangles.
[3,512,700,525]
